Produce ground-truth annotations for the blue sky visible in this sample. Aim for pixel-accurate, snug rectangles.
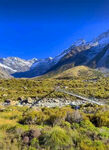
[0,0,109,59]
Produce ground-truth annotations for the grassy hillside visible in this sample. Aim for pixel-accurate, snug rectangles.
[0,104,108,150]
[54,66,103,79]
[39,65,103,80]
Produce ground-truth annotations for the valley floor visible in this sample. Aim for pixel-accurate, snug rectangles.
[0,77,108,150]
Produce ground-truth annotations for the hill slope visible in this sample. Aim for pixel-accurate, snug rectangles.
[54,66,102,79]
[44,30,109,76]
[0,67,11,78]
[38,65,103,80]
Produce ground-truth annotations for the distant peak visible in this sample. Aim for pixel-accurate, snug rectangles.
[30,58,38,61]
[73,39,86,46]
[96,30,109,41]
[48,57,53,60]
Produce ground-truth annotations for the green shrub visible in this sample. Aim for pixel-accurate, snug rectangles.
[90,111,109,127]
[42,126,72,149]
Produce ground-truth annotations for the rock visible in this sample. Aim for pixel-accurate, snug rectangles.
[31,96,39,100]
[20,99,28,104]
[27,97,33,103]
[29,129,41,138]
[54,99,59,103]
[4,99,11,105]
[35,97,39,100]
[2,94,7,97]
[23,136,29,144]
[22,129,41,144]
[17,96,24,101]
[0,107,5,112]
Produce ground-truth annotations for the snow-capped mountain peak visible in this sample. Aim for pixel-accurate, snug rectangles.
[48,57,53,60]
[1,29,109,78]
[0,57,37,73]
[94,30,109,46]
[73,39,86,46]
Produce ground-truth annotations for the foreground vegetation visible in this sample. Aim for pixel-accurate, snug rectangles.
[0,104,108,150]
[0,71,109,149]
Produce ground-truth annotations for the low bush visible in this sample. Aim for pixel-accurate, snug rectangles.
[42,126,72,150]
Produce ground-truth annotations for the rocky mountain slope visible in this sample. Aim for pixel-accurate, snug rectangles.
[45,30,109,75]
[0,30,109,78]
[0,66,12,78]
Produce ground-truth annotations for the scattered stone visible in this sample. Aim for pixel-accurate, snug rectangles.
[23,136,29,144]
[22,129,41,144]
[29,129,41,138]
[2,94,7,97]
[27,97,33,103]
[1,95,89,108]
[53,99,59,103]
[20,99,28,105]
[23,87,27,90]
[4,99,11,105]
[17,96,24,101]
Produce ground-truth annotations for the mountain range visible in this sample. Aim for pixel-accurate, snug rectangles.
[1,30,109,78]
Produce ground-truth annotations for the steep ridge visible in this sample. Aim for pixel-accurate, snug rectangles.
[87,44,109,68]
[44,42,99,74]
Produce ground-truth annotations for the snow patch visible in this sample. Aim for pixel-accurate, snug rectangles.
[0,63,17,72]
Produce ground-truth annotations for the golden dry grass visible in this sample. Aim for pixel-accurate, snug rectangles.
[0,118,16,126]
[55,65,93,78]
